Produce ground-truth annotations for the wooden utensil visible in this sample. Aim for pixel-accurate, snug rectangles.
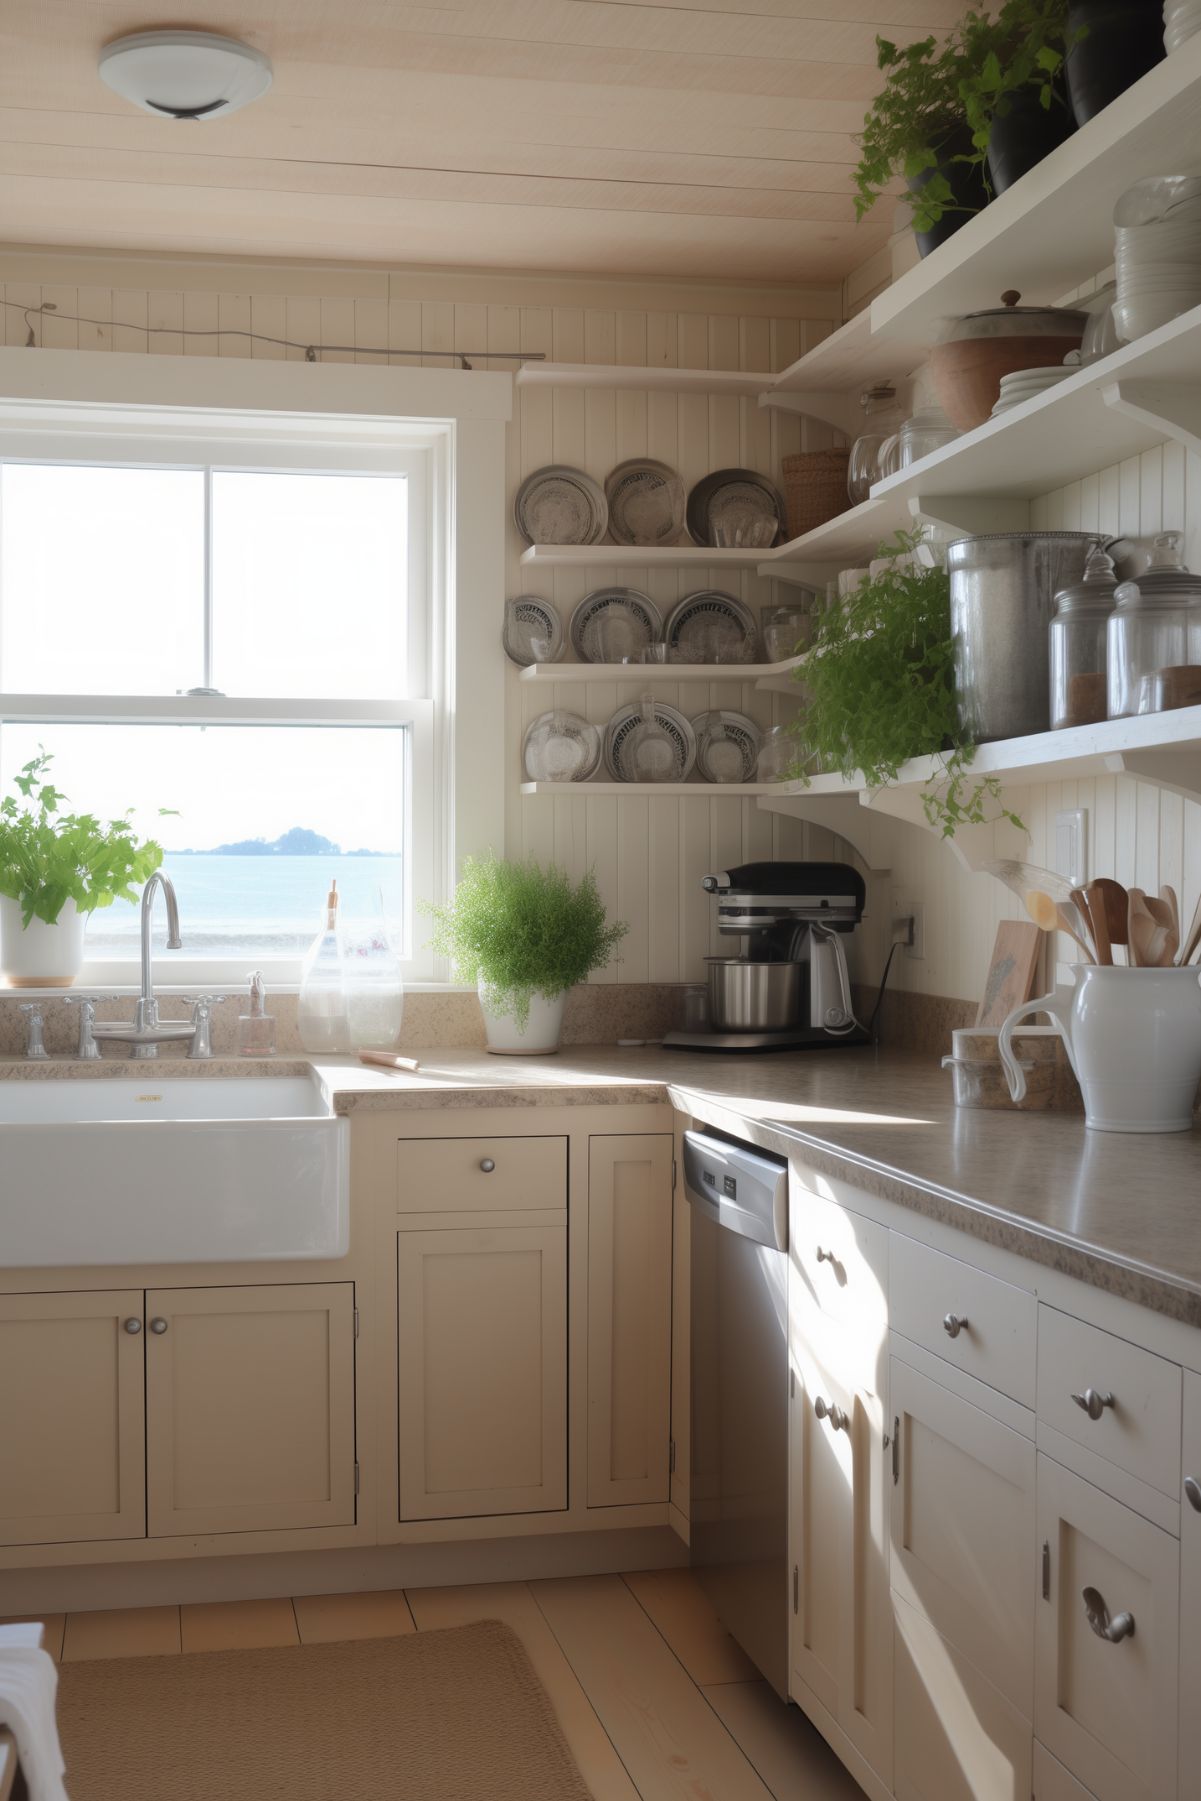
[1087,877,1130,958]
[1081,880,1113,965]
[1025,889,1095,961]
[357,1050,422,1073]
[1178,892,1201,967]
[1160,884,1181,943]
[1069,887,1100,962]
[1127,888,1178,967]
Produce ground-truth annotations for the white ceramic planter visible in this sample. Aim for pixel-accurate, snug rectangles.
[478,982,566,1056]
[1000,965,1201,1132]
[0,896,86,989]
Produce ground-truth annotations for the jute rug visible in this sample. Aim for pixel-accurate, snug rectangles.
[56,1618,595,1800]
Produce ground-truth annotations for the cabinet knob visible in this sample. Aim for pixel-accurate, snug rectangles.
[814,1395,849,1434]
[1082,1585,1135,1644]
[943,1312,970,1339]
[815,1246,835,1264]
[1184,1475,1201,1513]
[149,1317,169,1335]
[478,1157,496,1173]
[123,1317,142,1335]
[1071,1387,1114,1421]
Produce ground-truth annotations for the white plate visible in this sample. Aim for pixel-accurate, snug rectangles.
[604,701,697,782]
[570,588,663,662]
[664,591,759,663]
[503,595,563,667]
[605,458,686,547]
[522,710,601,783]
[692,710,762,783]
[514,465,608,545]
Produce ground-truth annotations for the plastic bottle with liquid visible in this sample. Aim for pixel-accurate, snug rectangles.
[297,879,351,1053]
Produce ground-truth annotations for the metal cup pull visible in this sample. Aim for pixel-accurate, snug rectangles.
[1071,1387,1114,1421]
[943,1312,970,1339]
[1184,1475,1201,1513]
[814,1395,849,1433]
[1082,1585,1135,1644]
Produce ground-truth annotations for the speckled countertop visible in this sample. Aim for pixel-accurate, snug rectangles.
[3,1046,1199,1327]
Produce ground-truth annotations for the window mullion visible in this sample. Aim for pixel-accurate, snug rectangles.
[202,465,215,691]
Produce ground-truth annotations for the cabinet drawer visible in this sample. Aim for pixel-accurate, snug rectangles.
[396,1136,567,1213]
[1033,1743,1097,1801]
[1036,1307,1181,1501]
[791,1180,888,1332]
[890,1232,1036,1406]
[895,1591,1032,1801]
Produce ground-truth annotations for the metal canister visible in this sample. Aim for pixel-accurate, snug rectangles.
[948,532,1096,741]
[705,959,802,1032]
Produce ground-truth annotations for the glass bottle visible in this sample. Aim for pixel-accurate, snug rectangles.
[1106,532,1201,718]
[847,384,902,505]
[1049,542,1118,729]
[342,898,406,1050]
[297,878,351,1053]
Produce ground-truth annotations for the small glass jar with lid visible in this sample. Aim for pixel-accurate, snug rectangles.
[1106,532,1201,718]
[1049,542,1118,729]
[847,383,903,505]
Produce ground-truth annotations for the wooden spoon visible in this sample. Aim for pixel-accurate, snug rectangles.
[1128,888,1178,967]
[1081,880,1114,965]
[1178,892,1201,967]
[1026,889,1095,961]
[1069,887,1100,962]
[1087,877,1130,958]
[1160,884,1181,944]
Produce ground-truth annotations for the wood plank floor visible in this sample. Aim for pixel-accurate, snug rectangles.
[8,1570,865,1800]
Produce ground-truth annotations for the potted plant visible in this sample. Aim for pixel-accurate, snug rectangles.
[0,751,166,988]
[427,854,627,1055]
[1064,0,1165,126]
[959,0,1076,194]
[786,533,1025,840]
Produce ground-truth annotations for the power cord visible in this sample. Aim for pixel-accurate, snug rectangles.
[866,915,915,1043]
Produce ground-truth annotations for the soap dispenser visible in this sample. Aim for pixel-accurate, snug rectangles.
[238,969,277,1058]
[297,878,351,1053]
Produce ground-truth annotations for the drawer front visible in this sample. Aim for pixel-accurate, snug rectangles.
[890,1232,1036,1406]
[1033,1742,1098,1801]
[397,1135,567,1213]
[1036,1306,1181,1501]
[894,1592,1032,1801]
[791,1178,889,1332]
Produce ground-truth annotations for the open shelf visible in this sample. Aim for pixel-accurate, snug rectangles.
[517,655,808,689]
[521,781,776,797]
[515,362,774,396]
[518,543,777,570]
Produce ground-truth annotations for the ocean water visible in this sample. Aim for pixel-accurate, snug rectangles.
[84,854,405,955]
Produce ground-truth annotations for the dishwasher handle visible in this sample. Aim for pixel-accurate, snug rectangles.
[683,1129,787,1250]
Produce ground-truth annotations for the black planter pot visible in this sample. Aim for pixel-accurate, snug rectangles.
[1065,0,1166,126]
[987,86,1076,194]
[909,127,991,259]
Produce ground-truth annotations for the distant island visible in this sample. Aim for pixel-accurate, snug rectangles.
[173,828,387,857]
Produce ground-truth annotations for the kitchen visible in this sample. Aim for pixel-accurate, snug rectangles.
[0,5,1199,1800]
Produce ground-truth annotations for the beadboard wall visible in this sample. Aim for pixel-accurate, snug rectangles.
[1,249,1198,1008]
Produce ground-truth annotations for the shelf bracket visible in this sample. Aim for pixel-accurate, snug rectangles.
[1103,747,1201,805]
[756,389,859,438]
[1102,379,1201,461]
[755,789,888,875]
[857,781,1013,874]
[759,558,842,591]
[906,493,1032,542]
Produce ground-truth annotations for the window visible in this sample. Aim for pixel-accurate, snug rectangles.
[0,438,438,983]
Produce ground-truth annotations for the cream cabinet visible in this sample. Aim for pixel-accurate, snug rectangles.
[145,1283,356,1537]
[1180,1371,1201,1801]
[894,1588,1032,1801]
[1035,1454,1179,1801]
[396,1224,567,1519]
[789,1187,892,1787]
[586,1134,673,1508]
[0,1289,146,1546]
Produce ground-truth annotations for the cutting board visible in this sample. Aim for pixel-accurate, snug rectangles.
[975,921,1043,1026]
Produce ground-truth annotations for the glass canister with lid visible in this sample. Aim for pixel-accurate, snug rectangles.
[1049,541,1119,729]
[847,383,903,505]
[1106,531,1201,717]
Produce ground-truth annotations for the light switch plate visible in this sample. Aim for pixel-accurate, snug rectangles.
[1054,808,1088,889]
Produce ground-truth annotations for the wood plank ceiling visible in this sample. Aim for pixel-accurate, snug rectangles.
[0,1,966,281]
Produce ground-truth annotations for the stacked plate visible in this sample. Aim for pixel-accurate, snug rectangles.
[1164,0,1201,53]
[522,711,602,783]
[990,365,1072,417]
[1113,175,1201,342]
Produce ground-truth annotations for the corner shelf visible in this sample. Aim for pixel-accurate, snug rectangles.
[518,543,774,571]
[517,656,807,693]
[521,781,776,797]
[515,362,775,396]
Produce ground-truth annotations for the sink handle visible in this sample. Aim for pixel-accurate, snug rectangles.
[186,995,228,1061]
[64,995,121,1061]
[18,1004,48,1061]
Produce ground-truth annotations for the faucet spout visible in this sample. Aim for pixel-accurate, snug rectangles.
[140,870,182,1015]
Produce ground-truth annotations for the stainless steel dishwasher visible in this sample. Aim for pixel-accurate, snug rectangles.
[684,1127,789,1699]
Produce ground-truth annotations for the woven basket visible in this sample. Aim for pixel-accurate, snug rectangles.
[781,448,850,539]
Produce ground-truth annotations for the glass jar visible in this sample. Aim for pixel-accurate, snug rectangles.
[1049,542,1118,729]
[761,599,815,664]
[896,405,959,467]
[1106,532,1201,717]
[847,384,902,505]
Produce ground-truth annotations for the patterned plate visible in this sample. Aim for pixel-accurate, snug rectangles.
[692,710,762,784]
[514,465,608,545]
[503,596,564,667]
[604,700,697,783]
[605,459,686,547]
[685,468,784,548]
[570,589,663,663]
[522,710,602,783]
[664,591,759,663]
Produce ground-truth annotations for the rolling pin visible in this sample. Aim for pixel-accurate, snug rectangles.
[357,1050,421,1073]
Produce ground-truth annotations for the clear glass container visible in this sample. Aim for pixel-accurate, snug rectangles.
[1106,532,1201,718]
[1050,542,1118,729]
[896,405,959,467]
[847,384,903,505]
[342,907,405,1050]
[237,969,277,1057]
[626,694,678,782]
[756,724,795,783]
[297,879,351,1053]
[761,599,815,664]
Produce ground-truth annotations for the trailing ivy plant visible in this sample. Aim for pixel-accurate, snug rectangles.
[426,854,627,1028]
[0,750,168,926]
[786,531,1024,841]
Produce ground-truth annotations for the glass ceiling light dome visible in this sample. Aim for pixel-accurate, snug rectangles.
[98,30,272,121]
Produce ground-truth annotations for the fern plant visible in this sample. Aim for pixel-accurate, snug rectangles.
[0,750,167,926]
[426,855,627,1027]
[786,532,1024,840]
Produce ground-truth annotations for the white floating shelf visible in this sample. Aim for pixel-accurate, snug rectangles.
[517,655,808,687]
[521,781,776,797]
[515,362,775,396]
[518,543,776,570]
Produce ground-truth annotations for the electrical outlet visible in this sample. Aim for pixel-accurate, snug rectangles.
[1055,807,1089,888]
[891,895,925,960]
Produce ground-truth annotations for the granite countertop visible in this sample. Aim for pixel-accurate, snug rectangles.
[3,1045,1199,1327]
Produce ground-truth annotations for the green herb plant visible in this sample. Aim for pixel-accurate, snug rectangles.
[958,0,1072,162]
[787,531,1024,840]
[0,750,167,926]
[426,854,627,1028]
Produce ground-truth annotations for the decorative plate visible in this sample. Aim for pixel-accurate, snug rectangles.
[604,458,686,547]
[514,465,608,545]
[522,710,602,783]
[604,700,697,783]
[570,588,663,663]
[664,591,759,663]
[503,595,563,667]
[692,710,762,784]
[685,468,784,548]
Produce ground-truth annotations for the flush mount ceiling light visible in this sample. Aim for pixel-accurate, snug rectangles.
[98,30,272,121]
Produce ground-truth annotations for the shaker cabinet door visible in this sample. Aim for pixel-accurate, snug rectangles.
[1181,1371,1201,1801]
[0,1289,145,1546]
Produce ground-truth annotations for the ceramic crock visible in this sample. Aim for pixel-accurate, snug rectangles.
[0,896,86,988]
[478,982,566,1056]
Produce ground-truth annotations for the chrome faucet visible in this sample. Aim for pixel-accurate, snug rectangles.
[92,872,198,1060]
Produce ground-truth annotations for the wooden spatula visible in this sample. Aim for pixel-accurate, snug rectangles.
[1129,889,1178,967]
[1178,891,1201,967]
[1086,878,1129,960]
[1081,881,1113,964]
[1026,889,1095,961]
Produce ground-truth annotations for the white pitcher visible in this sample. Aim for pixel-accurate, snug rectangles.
[999,965,1201,1133]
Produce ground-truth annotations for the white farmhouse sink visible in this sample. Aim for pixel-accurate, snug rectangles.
[0,1075,349,1267]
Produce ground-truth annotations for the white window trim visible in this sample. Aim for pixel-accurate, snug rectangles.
[0,348,512,990]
